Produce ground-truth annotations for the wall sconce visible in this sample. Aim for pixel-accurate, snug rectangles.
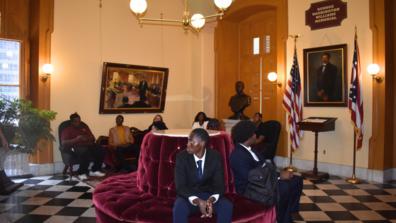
[367,63,382,83]
[267,72,282,87]
[41,64,54,82]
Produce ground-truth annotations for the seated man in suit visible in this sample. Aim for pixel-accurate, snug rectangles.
[229,120,303,223]
[61,113,105,180]
[173,128,233,223]
[108,115,139,172]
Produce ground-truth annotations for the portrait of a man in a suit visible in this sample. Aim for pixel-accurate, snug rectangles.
[316,52,338,102]
[173,128,233,223]
[304,44,347,107]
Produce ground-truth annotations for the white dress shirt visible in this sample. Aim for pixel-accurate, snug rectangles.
[192,121,208,130]
[188,150,219,205]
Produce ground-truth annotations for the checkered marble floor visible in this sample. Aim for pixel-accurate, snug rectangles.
[0,175,95,223]
[0,175,395,222]
[293,176,396,223]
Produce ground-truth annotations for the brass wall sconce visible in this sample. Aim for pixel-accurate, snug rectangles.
[367,63,382,83]
[41,64,54,82]
[267,72,282,87]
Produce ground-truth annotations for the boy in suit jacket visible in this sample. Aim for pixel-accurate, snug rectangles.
[173,128,233,223]
[230,120,303,223]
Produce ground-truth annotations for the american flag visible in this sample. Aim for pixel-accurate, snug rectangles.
[348,33,364,149]
[283,48,303,150]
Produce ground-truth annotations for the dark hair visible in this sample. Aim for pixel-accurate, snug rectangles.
[116,115,124,120]
[153,121,168,130]
[194,112,208,122]
[190,128,210,146]
[207,118,221,130]
[322,52,331,58]
[231,120,256,144]
[254,112,262,118]
[69,112,80,120]
[153,114,163,122]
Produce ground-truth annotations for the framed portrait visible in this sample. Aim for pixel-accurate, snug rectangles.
[99,62,169,114]
[303,44,347,107]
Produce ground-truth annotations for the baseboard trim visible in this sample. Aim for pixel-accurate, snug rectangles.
[274,156,395,183]
[28,162,66,176]
[384,168,396,182]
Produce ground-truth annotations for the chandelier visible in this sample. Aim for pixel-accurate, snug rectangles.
[129,0,233,31]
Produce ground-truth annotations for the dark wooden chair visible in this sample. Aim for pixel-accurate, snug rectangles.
[254,120,281,161]
[58,120,90,181]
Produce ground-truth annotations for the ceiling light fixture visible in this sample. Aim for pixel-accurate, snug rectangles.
[129,0,233,31]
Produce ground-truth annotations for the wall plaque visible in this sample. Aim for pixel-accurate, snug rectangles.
[305,0,347,30]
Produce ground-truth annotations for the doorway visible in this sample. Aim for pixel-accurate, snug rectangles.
[214,0,288,156]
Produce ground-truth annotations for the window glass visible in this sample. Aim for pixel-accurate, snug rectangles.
[265,35,271,54]
[0,39,20,99]
[253,37,260,55]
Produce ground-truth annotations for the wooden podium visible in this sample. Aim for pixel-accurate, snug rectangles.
[298,117,337,182]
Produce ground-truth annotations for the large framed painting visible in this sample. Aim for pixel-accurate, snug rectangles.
[99,62,169,114]
[303,44,347,107]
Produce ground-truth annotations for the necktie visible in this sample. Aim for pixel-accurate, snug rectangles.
[196,160,203,180]
[322,65,326,73]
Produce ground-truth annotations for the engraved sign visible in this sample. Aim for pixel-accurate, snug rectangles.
[305,0,347,30]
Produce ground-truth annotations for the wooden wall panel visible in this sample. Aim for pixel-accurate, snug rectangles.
[29,0,54,164]
[369,0,396,170]
[238,11,277,120]
[0,0,30,98]
[0,0,54,164]
[215,0,288,156]
[214,21,239,119]
[385,0,396,168]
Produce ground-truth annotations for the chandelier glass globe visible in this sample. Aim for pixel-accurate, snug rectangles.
[130,0,148,15]
[214,0,233,11]
[190,13,206,30]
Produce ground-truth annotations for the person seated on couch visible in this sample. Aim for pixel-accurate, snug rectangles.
[173,128,233,223]
[108,115,140,172]
[147,114,168,131]
[252,112,265,144]
[229,120,303,223]
[192,112,209,129]
[61,113,105,180]
[206,118,223,131]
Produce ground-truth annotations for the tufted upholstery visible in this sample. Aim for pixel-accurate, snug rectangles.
[93,132,276,223]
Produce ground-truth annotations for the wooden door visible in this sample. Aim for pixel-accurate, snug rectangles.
[215,9,277,121]
[238,11,277,121]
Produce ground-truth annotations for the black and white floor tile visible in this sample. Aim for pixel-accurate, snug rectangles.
[0,175,95,223]
[0,174,395,222]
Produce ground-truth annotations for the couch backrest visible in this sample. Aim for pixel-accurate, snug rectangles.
[137,132,235,198]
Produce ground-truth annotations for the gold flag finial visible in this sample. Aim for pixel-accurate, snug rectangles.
[289,34,301,50]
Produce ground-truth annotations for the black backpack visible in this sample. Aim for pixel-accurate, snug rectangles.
[243,160,278,206]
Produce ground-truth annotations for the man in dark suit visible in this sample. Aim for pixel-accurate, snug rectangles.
[229,120,303,223]
[138,79,149,102]
[173,128,233,223]
[316,52,338,101]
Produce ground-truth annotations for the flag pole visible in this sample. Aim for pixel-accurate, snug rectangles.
[284,34,300,173]
[347,26,360,184]
[285,147,297,172]
[346,129,360,184]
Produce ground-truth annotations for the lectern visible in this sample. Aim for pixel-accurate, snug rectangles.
[298,117,337,181]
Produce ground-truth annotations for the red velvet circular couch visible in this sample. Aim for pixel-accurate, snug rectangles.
[93,131,276,223]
